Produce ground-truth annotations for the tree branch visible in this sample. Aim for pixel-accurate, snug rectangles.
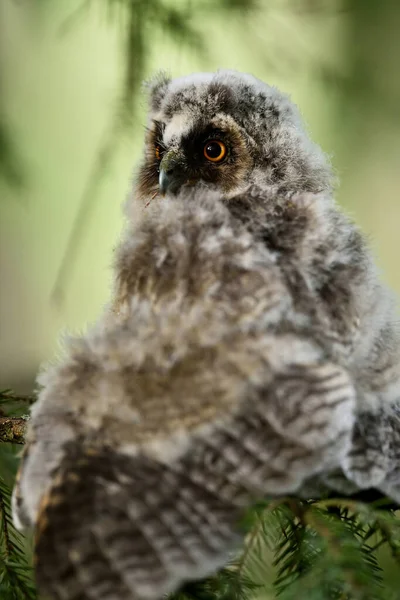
[0,390,36,405]
[0,417,27,444]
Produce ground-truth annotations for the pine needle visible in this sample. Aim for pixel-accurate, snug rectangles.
[0,477,36,599]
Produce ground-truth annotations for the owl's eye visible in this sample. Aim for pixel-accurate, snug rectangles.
[203,140,227,163]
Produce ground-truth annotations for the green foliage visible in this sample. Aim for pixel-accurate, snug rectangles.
[170,564,261,600]
[0,390,36,419]
[274,501,385,600]
[168,499,400,600]
[0,476,36,600]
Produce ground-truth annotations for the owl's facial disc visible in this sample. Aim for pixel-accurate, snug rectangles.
[135,71,334,206]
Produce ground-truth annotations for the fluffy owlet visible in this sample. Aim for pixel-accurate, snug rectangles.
[12,70,400,600]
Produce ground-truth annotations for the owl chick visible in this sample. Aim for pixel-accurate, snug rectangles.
[12,70,400,600]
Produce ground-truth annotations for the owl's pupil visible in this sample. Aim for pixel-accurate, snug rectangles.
[205,142,221,158]
[203,139,227,162]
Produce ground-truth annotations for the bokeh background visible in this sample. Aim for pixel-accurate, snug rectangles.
[1,0,399,396]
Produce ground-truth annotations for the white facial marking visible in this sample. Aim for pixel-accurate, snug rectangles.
[163,112,194,147]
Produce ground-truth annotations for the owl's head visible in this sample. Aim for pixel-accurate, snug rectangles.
[136,70,333,203]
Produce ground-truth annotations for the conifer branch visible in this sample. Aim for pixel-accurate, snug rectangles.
[0,477,36,599]
[0,390,36,406]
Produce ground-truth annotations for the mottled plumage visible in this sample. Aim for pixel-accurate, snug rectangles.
[12,70,400,600]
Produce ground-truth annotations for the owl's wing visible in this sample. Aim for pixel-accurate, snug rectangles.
[32,359,356,600]
[34,442,244,600]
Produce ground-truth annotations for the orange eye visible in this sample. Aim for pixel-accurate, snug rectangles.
[203,140,227,163]
[155,145,162,161]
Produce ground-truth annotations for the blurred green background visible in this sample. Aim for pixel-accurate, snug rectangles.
[1,0,399,396]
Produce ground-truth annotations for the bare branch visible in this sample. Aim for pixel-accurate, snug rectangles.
[0,417,27,444]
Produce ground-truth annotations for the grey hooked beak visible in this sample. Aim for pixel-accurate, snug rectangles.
[158,150,186,195]
[158,169,170,195]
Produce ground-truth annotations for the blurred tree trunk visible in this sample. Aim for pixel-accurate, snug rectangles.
[341,0,400,153]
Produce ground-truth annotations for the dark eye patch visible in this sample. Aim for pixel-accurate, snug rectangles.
[180,125,231,167]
